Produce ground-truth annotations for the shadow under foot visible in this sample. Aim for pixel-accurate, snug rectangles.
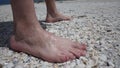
[0,21,47,48]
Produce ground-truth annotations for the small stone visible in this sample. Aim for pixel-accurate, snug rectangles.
[97,19,100,21]
[93,17,95,19]
[80,57,88,65]
[69,61,76,67]
[5,63,14,68]
[106,30,112,32]
[7,50,13,57]
[64,65,71,68]
[100,54,107,61]
[69,9,74,12]
[106,62,110,66]
[108,61,115,67]
[14,64,23,68]
[116,44,119,46]
[14,63,25,68]
[78,15,87,18]
[12,58,19,64]
[88,59,95,67]
[74,65,85,68]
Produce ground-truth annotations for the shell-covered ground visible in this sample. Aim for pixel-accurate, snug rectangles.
[0,1,120,68]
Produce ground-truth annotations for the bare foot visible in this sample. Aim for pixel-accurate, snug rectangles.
[46,13,71,23]
[10,27,86,63]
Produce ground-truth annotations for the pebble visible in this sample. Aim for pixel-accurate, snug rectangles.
[14,65,23,68]
[4,63,14,68]
[74,64,85,68]
[106,30,112,32]
[107,61,115,67]
[100,54,107,61]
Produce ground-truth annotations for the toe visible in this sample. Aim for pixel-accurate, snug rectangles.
[59,50,76,62]
[58,52,71,62]
[80,43,87,50]
[80,50,86,56]
[69,48,82,58]
[73,42,87,50]
[63,51,76,61]
[68,53,76,60]
[69,48,86,59]
[66,17,71,20]
[58,55,67,63]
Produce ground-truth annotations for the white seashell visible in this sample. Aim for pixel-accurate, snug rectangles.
[100,54,107,61]
[80,57,88,65]
[74,64,85,68]
[14,65,23,68]
[5,63,14,68]
[108,61,115,67]
[69,61,76,68]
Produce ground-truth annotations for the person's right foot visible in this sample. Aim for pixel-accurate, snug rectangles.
[46,12,71,23]
[10,24,86,63]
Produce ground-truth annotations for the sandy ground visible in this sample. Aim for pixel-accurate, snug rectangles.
[0,0,120,68]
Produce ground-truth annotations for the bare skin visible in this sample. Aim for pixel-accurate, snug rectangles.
[45,0,71,23]
[10,0,86,63]
[10,28,86,62]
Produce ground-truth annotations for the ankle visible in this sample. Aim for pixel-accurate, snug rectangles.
[14,18,39,26]
[47,11,60,18]
[14,21,43,41]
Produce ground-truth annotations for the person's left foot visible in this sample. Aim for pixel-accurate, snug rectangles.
[46,13,71,23]
[10,23,87,63]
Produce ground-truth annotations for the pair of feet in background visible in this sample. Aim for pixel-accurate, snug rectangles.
[10,12,87,63]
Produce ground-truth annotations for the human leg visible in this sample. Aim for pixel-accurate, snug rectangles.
[45,0,71,23]
[10,0,86,63]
